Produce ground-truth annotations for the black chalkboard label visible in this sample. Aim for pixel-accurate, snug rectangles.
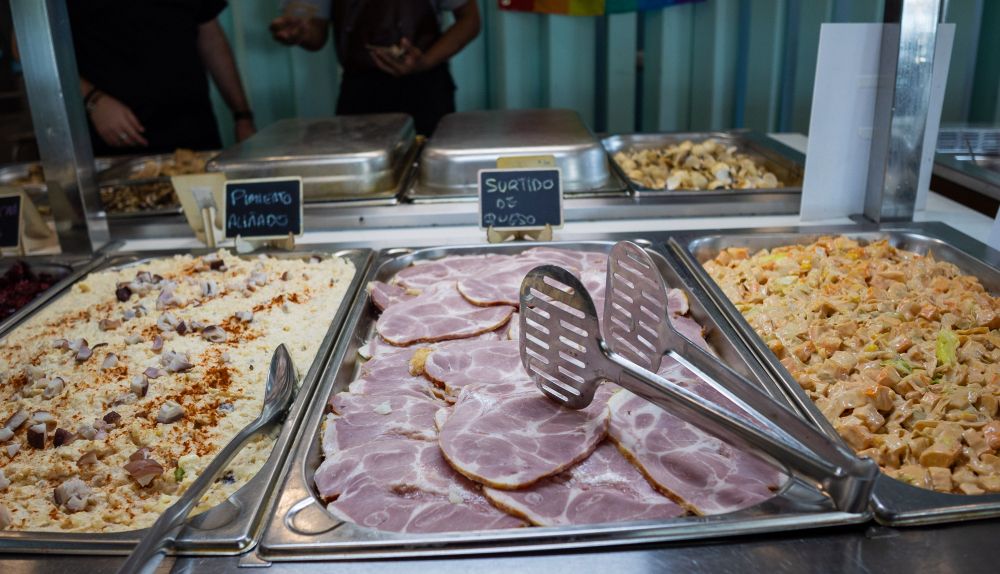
[478,168,563,231]
[0,194,22,248]
[223,177,303,240]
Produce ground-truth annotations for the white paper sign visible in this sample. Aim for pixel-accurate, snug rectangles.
[800,23,954,221]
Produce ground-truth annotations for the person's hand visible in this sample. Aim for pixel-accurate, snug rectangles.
[235,118,256,142]
[270,16,307,45]
[89,93,148,148]
[369,38,431,77]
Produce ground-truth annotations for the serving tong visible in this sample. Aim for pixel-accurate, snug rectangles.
[118,345,297,574]
[517,242,878,513]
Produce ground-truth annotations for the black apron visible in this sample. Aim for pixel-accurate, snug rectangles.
[332,0,456,136]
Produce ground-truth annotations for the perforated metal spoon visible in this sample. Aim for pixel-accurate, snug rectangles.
[518,266,877,513]
[118,344,297,574]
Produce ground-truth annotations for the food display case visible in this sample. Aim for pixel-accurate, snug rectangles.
[409,109,628,202]
[208,115,419,205]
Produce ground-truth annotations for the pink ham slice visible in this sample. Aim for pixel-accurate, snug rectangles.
[369,281,415,311]
[456,248,595,307]
[608,389,785,515]
[323,393,442,455]
[484,441,686,526]
[423,339,526,400]
[366,329,502,361]
[376,284,514,345]
[395,254,512,291]
[348,349,440,401]
[315,439,525,533]
[666,288,711,352]
[438,379,613,489]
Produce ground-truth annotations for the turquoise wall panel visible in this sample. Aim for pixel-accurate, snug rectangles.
[207,0,998,146]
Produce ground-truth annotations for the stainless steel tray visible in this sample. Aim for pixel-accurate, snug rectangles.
[0,162,46,193]
[668,221,1000,526]
[602,131,804,197]
[257,240,867,561]
[0,254,107,336]
[409,109,629,202]
[0,246,373,555]
[97,152,217,218]
[207,116,416,203]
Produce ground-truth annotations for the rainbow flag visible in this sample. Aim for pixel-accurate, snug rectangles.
[498,0,702,16]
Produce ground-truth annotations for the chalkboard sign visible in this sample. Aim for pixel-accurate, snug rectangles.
[223,177,303,240]
[477,168,563,231]
[0,194,22,249]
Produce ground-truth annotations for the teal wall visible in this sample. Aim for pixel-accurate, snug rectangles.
[210,0,1000,146]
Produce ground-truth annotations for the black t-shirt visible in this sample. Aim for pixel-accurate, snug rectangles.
[68,0,227,155]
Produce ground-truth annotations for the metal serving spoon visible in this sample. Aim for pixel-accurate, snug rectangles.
[518,265,878,513]
[118,344,297,574]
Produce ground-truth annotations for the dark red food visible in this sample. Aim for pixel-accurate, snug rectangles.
[0,261,58,321]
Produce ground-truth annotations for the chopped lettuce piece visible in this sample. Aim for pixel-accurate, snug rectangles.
[936,329,959,366]
[881,358,913,375]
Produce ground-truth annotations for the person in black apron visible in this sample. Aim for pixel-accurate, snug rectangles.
[270,0,480,136]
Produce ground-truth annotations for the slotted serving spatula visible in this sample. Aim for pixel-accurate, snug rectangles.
[518,264,877,513]
[603,241,802,440]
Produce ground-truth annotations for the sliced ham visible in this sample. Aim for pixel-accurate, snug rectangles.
[369,281,415,311]
[395,254,511,291]
[484,442,686,526]
[456,248,596,308]
[608,389,784,515]
[423,339,526,400]
[315,439,525,533]
[323,393,442,455]
[377,284,514,345]
[439,380,613,489]
[348,349,440,401]
[666,288,712,352]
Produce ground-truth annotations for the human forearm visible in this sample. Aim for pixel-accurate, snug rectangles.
[197,19,251,113]
[421,2,480,69]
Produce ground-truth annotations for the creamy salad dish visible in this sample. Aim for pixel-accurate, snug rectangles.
[704,236,1000,494]
[0,250,354,532]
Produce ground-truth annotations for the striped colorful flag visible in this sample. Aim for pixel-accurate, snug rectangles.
[498,0,702,15]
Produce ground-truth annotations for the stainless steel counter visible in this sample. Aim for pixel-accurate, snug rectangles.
[106,191,801,243]
[934,153,1000,201]
[2,519,998,573]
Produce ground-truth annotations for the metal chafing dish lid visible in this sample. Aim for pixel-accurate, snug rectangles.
[207,115,415,179]
[418,109,613,194]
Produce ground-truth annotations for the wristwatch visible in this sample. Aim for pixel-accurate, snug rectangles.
[233,110,254,122]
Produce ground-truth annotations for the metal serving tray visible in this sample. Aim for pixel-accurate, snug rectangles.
[207,115,416,204]
[409,109,628,202]
[0,162,46,193]
[0,255,107,337]
[257,240,867,561]
[668,221,1000,526]
[0,246,373,555]
[602,130,804,199]
[97,152,218,218]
